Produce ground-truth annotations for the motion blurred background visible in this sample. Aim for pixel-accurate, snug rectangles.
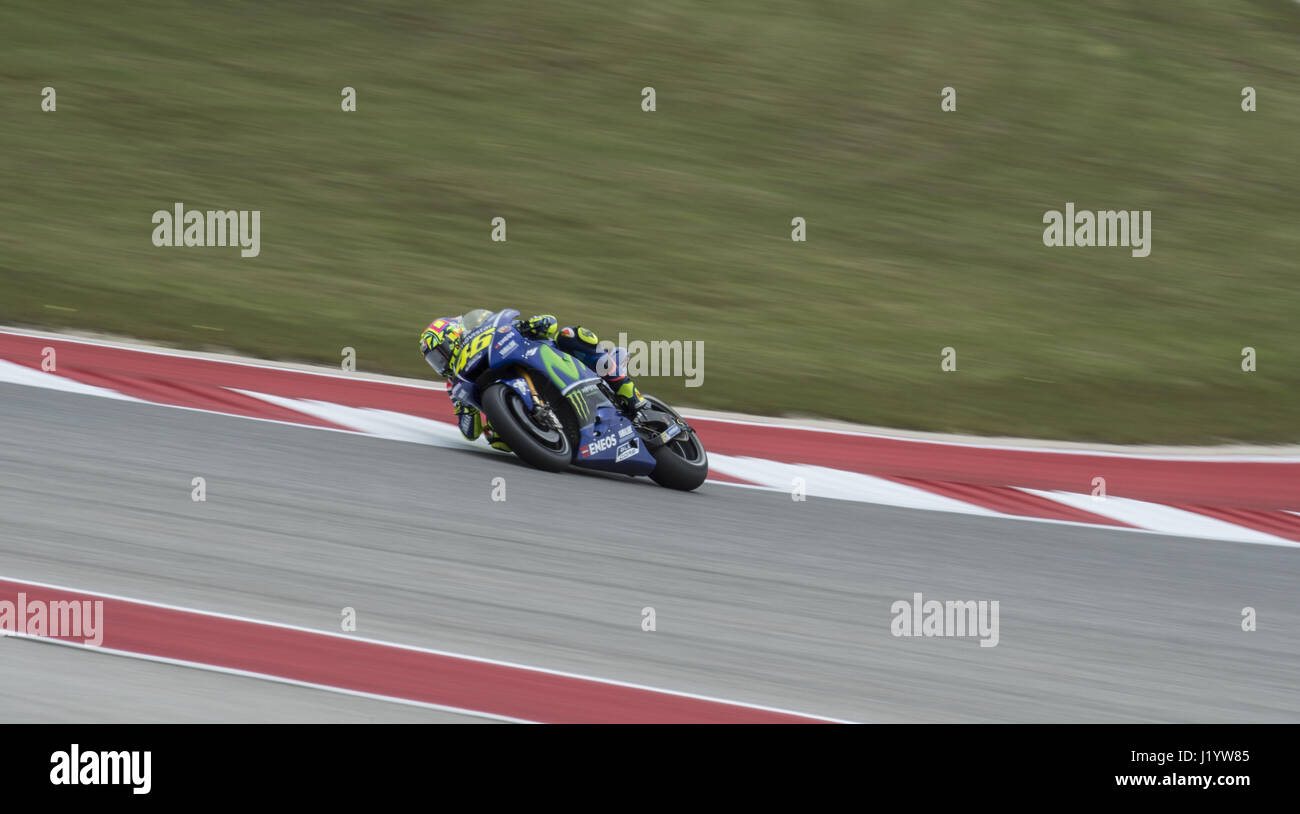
[2,0,1297,442]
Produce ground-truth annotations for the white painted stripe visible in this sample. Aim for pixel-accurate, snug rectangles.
[0,359,140,401]
[233,389,487,451]
[2,367,1287,549]
[0,327,445,389]
[0,574,854,723]
[707,454,1001,517]
[688,411,1300,462]
[8,328,1295,462]
[1020,489,1299,547]
[3,634,528,723]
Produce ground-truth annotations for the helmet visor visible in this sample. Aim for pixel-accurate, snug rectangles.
[424,341,454,376]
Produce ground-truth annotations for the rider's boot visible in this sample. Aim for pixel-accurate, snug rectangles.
[611,379,647,416]
[483,419,512,452]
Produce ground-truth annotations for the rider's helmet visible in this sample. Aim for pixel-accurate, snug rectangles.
[421,308,494,377]
[421,316,464,376]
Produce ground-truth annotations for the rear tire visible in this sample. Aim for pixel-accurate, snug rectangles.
[649,445,709,491]
[480,383,572,472]
[643,396,708,491]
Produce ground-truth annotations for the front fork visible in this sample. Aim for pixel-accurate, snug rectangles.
[519,369,563,432]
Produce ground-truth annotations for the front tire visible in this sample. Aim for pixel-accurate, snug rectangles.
[480,383,572,472]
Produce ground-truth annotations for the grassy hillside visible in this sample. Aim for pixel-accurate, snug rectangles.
[2,0,1298,442]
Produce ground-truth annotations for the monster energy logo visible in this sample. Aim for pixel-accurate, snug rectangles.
[567,392,590,421]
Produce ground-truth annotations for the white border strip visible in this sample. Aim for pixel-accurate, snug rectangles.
[5,327,1296,461]
[0,574,855,724]
[2,634,529,723]
[3,372,1292,548]
[1019,489,1299,548]
[680,411,1300,462]
[0,327,445,390]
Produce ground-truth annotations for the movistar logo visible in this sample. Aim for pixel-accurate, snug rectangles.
[539,345,583,389]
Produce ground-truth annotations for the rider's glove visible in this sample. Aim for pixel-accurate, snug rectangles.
[517,314,558,340]
[453,401,483,441]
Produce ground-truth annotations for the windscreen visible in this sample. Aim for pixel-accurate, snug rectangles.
[460,308,494,333]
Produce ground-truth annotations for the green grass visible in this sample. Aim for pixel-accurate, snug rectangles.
[2,0,1298,442]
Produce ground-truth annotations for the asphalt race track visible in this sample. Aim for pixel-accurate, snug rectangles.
[2,381,1298,722]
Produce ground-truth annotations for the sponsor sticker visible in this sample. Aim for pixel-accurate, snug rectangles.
[582,434,619,457]
[615,441,638,462]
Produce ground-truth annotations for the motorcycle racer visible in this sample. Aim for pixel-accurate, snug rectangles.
[420,310,646,452]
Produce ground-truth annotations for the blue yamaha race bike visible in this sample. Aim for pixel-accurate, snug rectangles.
[431,309,708,491]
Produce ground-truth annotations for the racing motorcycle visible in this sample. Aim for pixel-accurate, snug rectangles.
[427,309,708,491]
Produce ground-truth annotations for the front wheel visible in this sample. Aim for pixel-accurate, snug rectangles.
[643,396,709,491]
[480,383,572,472]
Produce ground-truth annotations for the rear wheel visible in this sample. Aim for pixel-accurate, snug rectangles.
[642,396,708,491]
[480,383,572,472]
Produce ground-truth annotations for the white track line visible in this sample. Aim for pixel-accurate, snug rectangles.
[707,454,1000,516]
[6,327,1296,461]
[233,390,478,450]
[0,359,140,401]
[0,327,444,389]
[3,362,1292,548]
[685,411,1300,461]
[1019,489,1299,547]
[233,394,1300,548]
[0,574,854,724]
[2,633,529,723]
